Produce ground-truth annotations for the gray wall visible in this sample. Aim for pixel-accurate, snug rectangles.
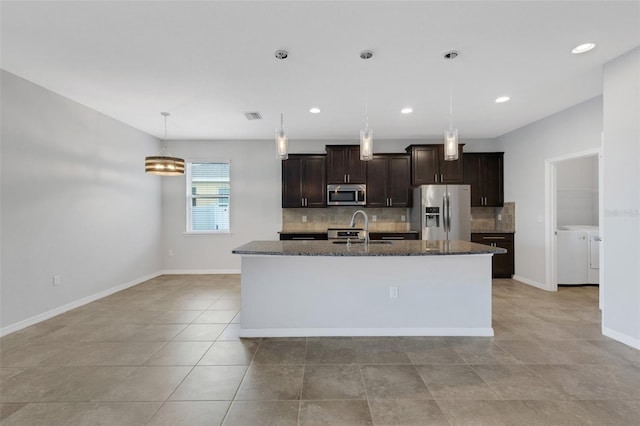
[495,97,603,287]
[1,71,163,333]
[556,155,599,226]
[602,47,640,348]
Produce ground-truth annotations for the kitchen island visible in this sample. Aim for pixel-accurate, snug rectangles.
[232,240,505,337]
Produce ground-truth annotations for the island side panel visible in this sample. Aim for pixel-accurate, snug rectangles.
[239,254,493,337]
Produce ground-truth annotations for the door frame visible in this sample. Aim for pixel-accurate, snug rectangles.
[544,148,602,305]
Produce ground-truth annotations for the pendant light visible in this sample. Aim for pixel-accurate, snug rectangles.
[360,101,373,161]
[359,50,374,161]
[145,112,185,176]
[275,49,289,160]
[443,50,459,161]
[276,113,288,160]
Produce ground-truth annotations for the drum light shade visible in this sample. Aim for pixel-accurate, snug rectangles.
[145,155,185,176]
[145,112,185,176]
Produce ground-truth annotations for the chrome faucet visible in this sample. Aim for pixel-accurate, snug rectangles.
[349,210,369,245]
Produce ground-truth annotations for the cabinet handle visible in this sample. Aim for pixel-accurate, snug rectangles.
[347,174,350,183]
[434,174,438,183]
[483,236,506,240]
[441,174,444,182]
[389,198,393,207]
[344,174,347,183]
[382,236,404,240]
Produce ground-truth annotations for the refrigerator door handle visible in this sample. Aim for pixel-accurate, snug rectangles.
[442,195,447,232]
[446,193,452,233]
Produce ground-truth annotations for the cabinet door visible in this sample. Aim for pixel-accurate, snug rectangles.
[326,146,348,184]
[439,145,464,183]
[482,153,504,207]
[492,241,513,278]
[346,146,367,183]
[282,157,304,207]
[301,156,327,207]
[366,156,388,207]
[410,146,439,185]
[471,233,514,278]
[463,154,484,207]
[387,155,412,207]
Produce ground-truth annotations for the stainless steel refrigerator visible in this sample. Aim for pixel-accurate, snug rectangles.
[410,185,471,241]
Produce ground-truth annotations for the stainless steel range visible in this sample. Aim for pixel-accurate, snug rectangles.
[327,227,364,240]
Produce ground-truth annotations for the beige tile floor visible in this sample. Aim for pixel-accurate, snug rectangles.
[1,275,639,425]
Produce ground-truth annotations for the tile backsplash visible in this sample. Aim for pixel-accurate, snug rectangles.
[282,207,410,232]
[470,202,515,233]
[283,202,516,234]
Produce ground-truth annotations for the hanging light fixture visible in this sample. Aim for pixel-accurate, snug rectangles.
[274,49,290,160]
[359,50,374,161]
[360,101,374,161]
[145,112,185,176]
[276,113,288,160]
[443,50,459,161]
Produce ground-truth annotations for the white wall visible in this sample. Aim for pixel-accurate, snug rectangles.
[601,47,640,348]
[1,71,163,333]
[161,140,282,273]
[556,155,599,226]
[495,97,603,287]
[162,138,498,272]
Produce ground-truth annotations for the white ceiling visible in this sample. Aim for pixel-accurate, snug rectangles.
[1,1,639,141]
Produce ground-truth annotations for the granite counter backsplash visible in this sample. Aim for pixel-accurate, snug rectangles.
[471,202,515,233]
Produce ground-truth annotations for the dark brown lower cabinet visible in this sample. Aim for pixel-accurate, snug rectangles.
[471,233,514,278]
[279,233,328,241]
[369,232,419,240]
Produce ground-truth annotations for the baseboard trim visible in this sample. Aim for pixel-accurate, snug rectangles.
[239,327,495,338]
[0,271,162,337]
[512,275,550,291]
[602,326,640,350]
[161,269,241,275]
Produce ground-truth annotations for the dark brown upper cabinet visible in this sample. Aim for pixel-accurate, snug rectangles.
[282,154,327,208]
[326,145,367,184]
[463,152,504,207]
[366,154,412,207]
[405,144,464,185]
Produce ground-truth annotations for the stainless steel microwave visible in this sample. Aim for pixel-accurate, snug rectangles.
[327,184,366,206]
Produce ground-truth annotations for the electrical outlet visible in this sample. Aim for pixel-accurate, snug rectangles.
[401,215,406,222]
[168,249,174,257]
[53,275,61,286]
[371,215,377,222]
[389,286,399,299]
[497,214,502,221]
[302,215,307,223]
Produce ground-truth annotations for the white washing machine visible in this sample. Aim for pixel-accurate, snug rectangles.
[557,225,600,285]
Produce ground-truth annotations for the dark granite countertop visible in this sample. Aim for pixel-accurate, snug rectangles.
[233,240,506,257]
[279,230,419,234]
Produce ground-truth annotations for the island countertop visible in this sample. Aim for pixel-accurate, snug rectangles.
[232,240,506,257]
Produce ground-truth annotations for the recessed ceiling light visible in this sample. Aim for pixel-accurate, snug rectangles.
[309,107,321,114]
[495,96,510,103]
[401,107,413,114]
[572,43,596,54]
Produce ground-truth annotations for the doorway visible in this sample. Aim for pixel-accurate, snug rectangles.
[545,148,603,308]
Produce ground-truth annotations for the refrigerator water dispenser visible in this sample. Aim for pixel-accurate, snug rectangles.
[425,207,440,228]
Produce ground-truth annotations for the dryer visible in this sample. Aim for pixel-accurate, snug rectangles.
[557,225,599,285]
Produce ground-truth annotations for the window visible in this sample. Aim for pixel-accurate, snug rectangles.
[186,162,230,233]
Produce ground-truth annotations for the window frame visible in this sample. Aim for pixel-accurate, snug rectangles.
[185,160,232,235]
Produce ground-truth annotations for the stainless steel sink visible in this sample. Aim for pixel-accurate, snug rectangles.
[332,240,392,245]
